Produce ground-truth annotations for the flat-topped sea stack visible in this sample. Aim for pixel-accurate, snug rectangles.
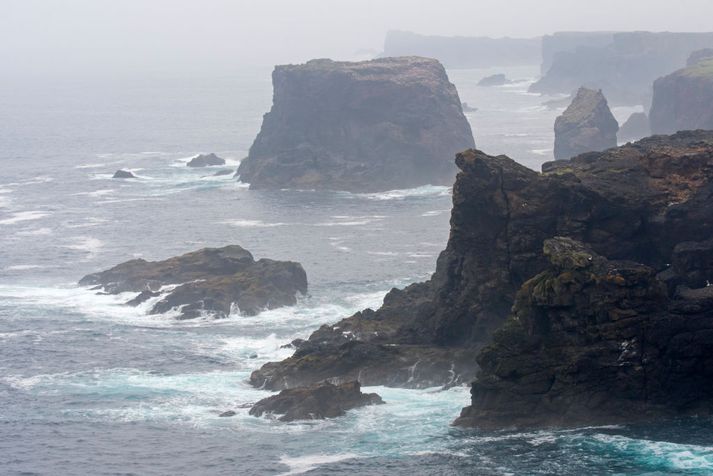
[650,56,713,135]
[251,131,713,430]
[554,87,618,160]
[236,56,475,192]
[80,246,307,319]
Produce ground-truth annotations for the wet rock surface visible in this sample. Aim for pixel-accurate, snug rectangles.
[554,87,618,160]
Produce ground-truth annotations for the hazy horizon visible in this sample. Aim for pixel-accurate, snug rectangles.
[4,0,713,77]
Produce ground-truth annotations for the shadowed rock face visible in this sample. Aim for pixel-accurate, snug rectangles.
[250,131,713,395]
[187,153,225,167]
[554,87,618,160]
[454,237,713,429]
[650,58,713,135]
[618,112,650,143]
[236,56,475,192]
[249,381,383,422]
[79,246,307,319]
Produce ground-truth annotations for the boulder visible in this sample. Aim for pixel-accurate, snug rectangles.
[79,246,307,319]
[249,381,383,421]
[650,58,713,134]
[112,170,135,179]
[618,112,650,143]
[477,74,509,87]
[187,153,225,167]
[236,57,475,192]
[553,87,618,160]
[454,237,713,429]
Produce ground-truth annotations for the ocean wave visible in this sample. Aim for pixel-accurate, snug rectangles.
[63,236,104,259]
[0,210,49,225]
[352,185,452,201]
[15,227,53,236]
[278,453,360,475]
[531,148,554,156]
[221,219,287,228]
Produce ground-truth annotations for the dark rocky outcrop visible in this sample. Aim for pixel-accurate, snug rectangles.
[112,170,135,179]
[650,58,713,134]
[532,32,713,105]
[382,31,540,69]
[618,112,650,143]
[79,246,307,319]
[454,237,713,429]
[477,74,509,87]
[187,153,225,167]
[251,131,713,400]
[236,56,475,192]
[554,88,618,160]
[249,381,383,421]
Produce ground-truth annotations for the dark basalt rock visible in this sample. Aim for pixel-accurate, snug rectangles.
[249,381,383,422]
[650,58,713,135]
[79,246,307,319]
[251,130,713,393]
[112,170,135,179]
[187,153,225,167]
[618,112,650,143]
[477,74,510,87]
[454,237,713,429]
[236,56,475,192]
[554,87,618,160]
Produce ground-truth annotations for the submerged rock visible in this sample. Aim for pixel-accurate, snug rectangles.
[112,170,135,179]
[650,57,713,134]
[219,410,236,417]
[477,74,509,87]
[249,381,383,421]
[187,153,225,167]
[212,169,234,176]
[250,131,713,400]
[553,87,618,160]
[618,112,650,143]
[454,237,713,429]
[79,246,307,319]
[236,56,474,192]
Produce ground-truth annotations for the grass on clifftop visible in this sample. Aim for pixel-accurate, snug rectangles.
[682,58,713,78]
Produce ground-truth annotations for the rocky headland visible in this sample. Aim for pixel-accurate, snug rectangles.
[80,246,307,319]
[236,56,475,192]
[553,87,618,160]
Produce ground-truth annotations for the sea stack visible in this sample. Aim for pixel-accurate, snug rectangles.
[236,57,475,192]
[553,87,618,160]
[618,112,650,143]
[187,153,226,167]
[650,56,713,134]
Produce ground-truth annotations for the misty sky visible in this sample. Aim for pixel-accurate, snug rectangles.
[4,0,713,77]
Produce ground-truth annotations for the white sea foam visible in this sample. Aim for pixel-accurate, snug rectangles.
[531,148,554,156]
[63,236,104,259]
[0,210,49,225]
[4,265,47,271]
[222,219,287,228]
[421,209,450,217]
[15,227,53,236]
[590,433,713,470]
[278,453,359,475]
[72,189,115,198]
[356,185,452,201]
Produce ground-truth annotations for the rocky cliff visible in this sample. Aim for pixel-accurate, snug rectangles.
[250,131,713,395]
[553,88,618,160]
[650,58,713,135]
[236,57,475,192]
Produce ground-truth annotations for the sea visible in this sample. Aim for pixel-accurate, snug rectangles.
[2,64,709,475]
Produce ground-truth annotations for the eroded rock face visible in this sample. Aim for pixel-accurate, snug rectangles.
[454,237,713,429]
[236,57,475,192]
[249,381,383,422]
[187,153,225,167]
[618,112,650,143]
[650,58,713,135]
[554,88,618,160]
[250,131,713,393]
[79,246,307,319]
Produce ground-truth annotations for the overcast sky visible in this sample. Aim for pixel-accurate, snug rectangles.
[4,0,713,77]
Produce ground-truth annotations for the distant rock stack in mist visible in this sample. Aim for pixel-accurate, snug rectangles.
[618,112,650,143]
[553,87,618,160]
[650,53,713,135]
[236,56,475,192]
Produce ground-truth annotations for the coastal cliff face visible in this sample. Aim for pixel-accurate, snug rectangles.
[236,57,475,192]
[250,131,713,394]
[650,58,713,135]
[554,88,618,160]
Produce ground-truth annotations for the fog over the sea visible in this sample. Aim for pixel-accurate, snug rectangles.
[3,0,713,76]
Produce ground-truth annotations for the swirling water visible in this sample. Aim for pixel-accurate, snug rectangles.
[1,65,710,475]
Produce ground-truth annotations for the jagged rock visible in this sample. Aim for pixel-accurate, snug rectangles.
[250,131,713,393]
[688,48,713,67]
[112,170,135,179]
[618,112,650,143]
[249,381,383,422]
[650,58,713,134]
[454,237,713,429]
[477,74,509,87]
[187,153,225,167]
[554,87,618,160]
[236,57,475,192]
[79,246,307,319]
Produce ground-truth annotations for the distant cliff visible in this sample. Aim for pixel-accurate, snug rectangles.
[237,57,475,192]
[554,88,618,160]
[532,32,713,105]
[650,57,713,134]
[382,31,540,69]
